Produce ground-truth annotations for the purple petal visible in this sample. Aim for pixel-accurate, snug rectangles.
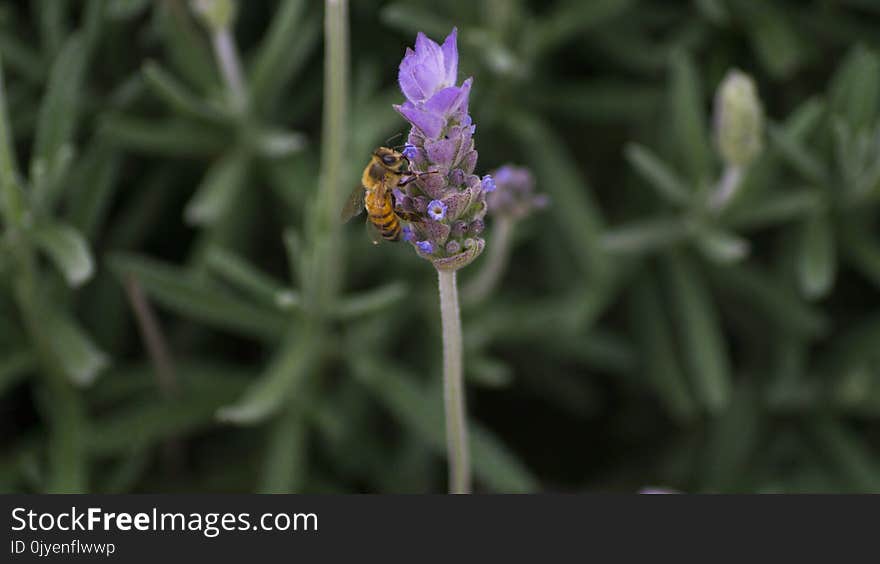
[415,171,447,199]
[442,189,472,220]
[424,138,457,170]
[441,28,458,86]
[398,49,425,102]
[413,63,443,100]
[420,218,451,245]
[425,86,465,117]
[461,150,478,174]
[415,32,443,65]
[394,103,444,138]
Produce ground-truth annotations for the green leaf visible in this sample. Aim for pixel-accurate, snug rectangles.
[205,246,299,310]
[90,392,243,456]
[696,227,750,264]
[184,151,250,226]
[66,142,122,240]
[811,417,880,493]
[153,1,218,93]
[797,211,836,299]
[107,0,150,21]
[469,355,513,388]
[142,61,226,123]
[700,384,761,491]
[334,282,408,320]
[629,275,696,422]
[669,50,712,186]
[729,190,821,230]
[44,310,109,387]
[768,124,827,184]
[840,219,880,290]
[828,46,880,131]
[32,222,94,287]
[708,264,828,339]
[663,251,732,413]
[216,329,317,425]
[625,143,691,205]
[729,0,807,79]
[601,217,692,255]
[32,33,87,201]
[259,407,308,493]
[109,253,289,341]
[506,112,608,280]
[380,3,458,38]
[0,351,35,396]
[249,1,320,113]
[100,114,227,157]
[0,31,45,84]
[532,0,636,56]
[526,80,660,123]
[36,0,69,56]
[352,359,538,492]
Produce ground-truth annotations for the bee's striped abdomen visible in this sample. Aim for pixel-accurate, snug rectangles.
[366,191,401,241]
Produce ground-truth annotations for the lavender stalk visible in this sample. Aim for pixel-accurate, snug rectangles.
[394,28,491,493]
[438,269,469,493]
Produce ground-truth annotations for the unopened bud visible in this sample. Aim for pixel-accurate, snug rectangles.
[714,69,764,167]
[191,0,237,31]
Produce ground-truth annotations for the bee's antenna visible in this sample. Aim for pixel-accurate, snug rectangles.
[384,132,403,147]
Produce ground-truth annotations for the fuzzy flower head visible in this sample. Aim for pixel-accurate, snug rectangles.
[394,29,487,271]
[714,69,764,168]
[486,165,548,220]
[191,0,237,30]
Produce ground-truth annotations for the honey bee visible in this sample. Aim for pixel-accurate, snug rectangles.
[341,147,414,243]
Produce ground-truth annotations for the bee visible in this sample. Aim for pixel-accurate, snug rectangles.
[341,147,415,243]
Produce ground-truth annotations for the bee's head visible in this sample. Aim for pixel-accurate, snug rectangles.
[375,147,408,173]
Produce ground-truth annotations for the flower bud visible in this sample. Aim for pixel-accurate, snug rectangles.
[191,0,237,31]
[714,69,764,168]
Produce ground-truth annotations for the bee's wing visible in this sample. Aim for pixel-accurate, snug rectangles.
[340,184,366,223]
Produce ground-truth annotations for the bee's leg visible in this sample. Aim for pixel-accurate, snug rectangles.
[398,174,418,187]
[398,169,441,187]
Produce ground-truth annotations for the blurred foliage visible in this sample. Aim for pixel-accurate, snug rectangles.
[2,0,880,493]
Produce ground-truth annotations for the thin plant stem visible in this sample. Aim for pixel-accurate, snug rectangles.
[124,276,177,398]
[211,27,247,111]
[437,268,471,494]
[711,165,743,211]
[464,216,514,305]
[310,0,348,312]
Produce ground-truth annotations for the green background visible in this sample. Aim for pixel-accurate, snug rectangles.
[2,0,880,493]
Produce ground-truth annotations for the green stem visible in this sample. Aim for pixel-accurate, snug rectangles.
[463,216,514,305]
[437,268,471,494]
[711,164,743,211]
[211,26,247,111]
[309,0,348,312]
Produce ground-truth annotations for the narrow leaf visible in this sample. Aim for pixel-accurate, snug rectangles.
[625,143,691,205]
[32,33,87,195]
[663,251,732,413]
[185,151,249,226]
[797,211,836,299]
[217,330,317,425]
[110,253,289,340]
[32,222,94,287]
[44,310,109,387]
[669,50,711,186]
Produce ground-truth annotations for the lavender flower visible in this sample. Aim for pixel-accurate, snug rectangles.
[394,28,487,272]
[486,165,548,220]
